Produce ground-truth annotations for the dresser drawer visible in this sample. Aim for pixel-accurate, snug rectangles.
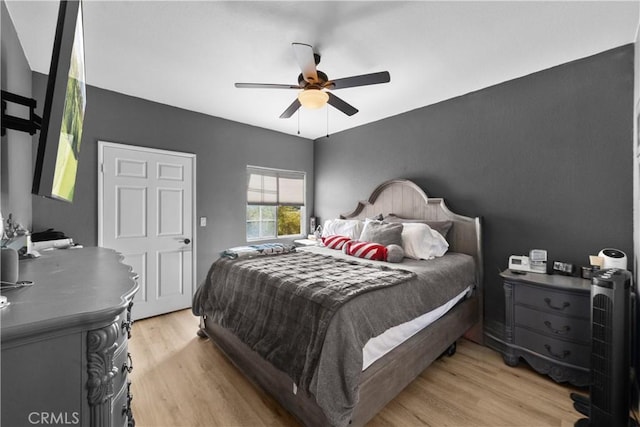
[113,340,131,396]
[515,327,590,368]
[515,305,590,344]
[514,284,589,318]
[111,380,131,427]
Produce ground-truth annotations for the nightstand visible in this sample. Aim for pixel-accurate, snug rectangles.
[500,270,591,386]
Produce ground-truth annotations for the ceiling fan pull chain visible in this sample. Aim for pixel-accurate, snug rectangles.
[297,109,300,135]
[326,105,330,138]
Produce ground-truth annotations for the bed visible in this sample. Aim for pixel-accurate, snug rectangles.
[193,179,483,427]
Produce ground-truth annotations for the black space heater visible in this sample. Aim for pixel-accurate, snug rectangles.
[572,268,633,426]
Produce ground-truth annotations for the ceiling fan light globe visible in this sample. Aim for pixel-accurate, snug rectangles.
[298,89,329,109]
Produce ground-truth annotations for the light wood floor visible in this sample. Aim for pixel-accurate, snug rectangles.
[129,309,585,426]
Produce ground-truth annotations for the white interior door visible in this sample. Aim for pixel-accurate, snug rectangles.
[99,141,196,320]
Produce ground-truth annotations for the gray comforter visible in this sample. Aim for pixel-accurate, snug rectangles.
[193,246,476,427]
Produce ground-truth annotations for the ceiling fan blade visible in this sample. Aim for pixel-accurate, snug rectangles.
[326,71,391,90]
[292,43,319,84]
[327,92,358,116]
[235,83,301,89]
[279,99,301,119]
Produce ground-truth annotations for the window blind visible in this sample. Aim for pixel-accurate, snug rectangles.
[247,166,305,206]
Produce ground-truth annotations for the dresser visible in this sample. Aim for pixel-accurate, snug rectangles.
[1,247,138,427]
[500,270,591,386]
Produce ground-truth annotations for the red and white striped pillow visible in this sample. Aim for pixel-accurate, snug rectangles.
[343,240,388,261]
[322,235,352,250]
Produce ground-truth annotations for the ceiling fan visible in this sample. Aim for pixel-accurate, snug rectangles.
[235,43,391,119]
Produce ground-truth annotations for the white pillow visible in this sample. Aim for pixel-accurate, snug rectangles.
[321,219,364,240]
[401,223,449,260]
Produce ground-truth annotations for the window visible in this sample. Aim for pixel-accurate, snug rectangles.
[246,166,305,240]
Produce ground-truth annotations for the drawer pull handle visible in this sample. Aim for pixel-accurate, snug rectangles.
[544,321,571,335]
[121,301,135,339]
[544,298,570,311]
[123,352,133,374]
[122,404,134,422]
[123,381,135,426]
[121,320,133,339]
[544,344,570,359]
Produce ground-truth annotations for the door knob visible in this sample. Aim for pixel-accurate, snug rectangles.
[181,238,191,245]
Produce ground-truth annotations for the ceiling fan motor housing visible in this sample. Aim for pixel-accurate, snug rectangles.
[298,70,328,87]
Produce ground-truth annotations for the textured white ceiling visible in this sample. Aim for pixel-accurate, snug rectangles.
[5,1,639,140]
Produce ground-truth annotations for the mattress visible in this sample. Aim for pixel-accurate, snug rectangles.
[297,245,473,371]
[362,285,471,370]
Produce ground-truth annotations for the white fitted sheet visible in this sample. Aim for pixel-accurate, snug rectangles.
[362,285,471,370]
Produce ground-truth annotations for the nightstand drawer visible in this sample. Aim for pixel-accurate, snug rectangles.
[515,305,590,344]
[514,284,589,318]
[515,327,590,368]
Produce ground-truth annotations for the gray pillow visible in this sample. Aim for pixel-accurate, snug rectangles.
[383,214,453,241]
[359,221,403,246]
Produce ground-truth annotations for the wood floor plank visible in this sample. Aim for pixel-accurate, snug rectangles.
[129,309,585,426]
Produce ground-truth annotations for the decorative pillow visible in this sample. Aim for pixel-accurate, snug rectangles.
[401,223,449,260]
[322,235,352,250]
[321,219,364,240]
[385,244,405,263]
[359,221,403,247]
[383,214,453,241]
[343,240,388,261]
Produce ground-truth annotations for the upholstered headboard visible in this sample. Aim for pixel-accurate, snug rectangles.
[340,178,483,290]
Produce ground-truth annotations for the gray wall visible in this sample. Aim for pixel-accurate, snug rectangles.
[31,74,314,282]
[314,45,634,327]
[1,1,33,229]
